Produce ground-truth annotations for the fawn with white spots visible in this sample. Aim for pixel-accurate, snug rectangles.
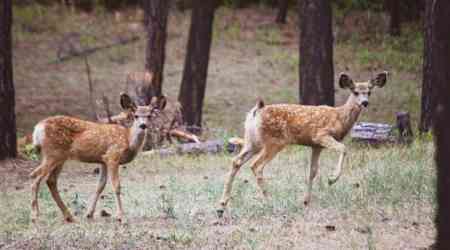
[29,93,166,223]
[218,72,388,214]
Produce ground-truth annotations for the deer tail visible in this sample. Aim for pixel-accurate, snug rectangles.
[252,98,265,117]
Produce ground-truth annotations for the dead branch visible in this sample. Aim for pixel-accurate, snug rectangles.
[169,129,200,143]
[101,95,112,123]
[84,56,98,121]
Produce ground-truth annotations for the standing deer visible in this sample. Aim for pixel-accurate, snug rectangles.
[29,93,166,223]
[218,72,388,214]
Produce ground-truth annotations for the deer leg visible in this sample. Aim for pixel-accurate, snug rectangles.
[303,147,322,206]
[46,165,74,223]
[86,164,108,219]
[109,164,124,222]
[31,171,46,223]
[219,145,258,210]
[317,136,346,185]
[250,145,283,199]
[31,157,57,223]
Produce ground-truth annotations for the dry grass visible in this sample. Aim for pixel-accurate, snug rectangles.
[3,4,433,250]
[0,140,435,249]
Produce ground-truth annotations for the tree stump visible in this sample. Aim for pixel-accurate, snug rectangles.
[396,111,414,144]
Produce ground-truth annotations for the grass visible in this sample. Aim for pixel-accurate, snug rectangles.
[0,140,436,249]
[3,3,434,249]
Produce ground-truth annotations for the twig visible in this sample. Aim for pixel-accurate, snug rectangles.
[102,95,112,123]
[54,36,139,63]
[84,56,98,121]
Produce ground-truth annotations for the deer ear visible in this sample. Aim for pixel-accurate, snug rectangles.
[370,71,388,88]
[338,73,354,89]
[120,93,137,111]
[150,96,158,107]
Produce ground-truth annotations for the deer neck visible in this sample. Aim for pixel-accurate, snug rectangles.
[129,122,148,152]
[338,94,363,128]
[120,123,147,164]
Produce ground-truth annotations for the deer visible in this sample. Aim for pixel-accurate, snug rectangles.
[29,93,166,223]
[217,72,388,215]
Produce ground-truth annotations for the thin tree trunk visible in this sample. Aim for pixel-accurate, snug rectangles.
[403,0,423,22]
[419,0,435,133]
[178,1,218,133]
[0,0,17,160]
[144,0,170,99]
[388,0,401,36]
[276,0,289,24]
[298,0,334,106]
[431,1,450,249]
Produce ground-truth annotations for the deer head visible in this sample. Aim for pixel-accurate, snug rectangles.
[120,92,167,136]
[338,71,388,107]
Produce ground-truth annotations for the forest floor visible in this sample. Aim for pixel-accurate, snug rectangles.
[1,4,434,250]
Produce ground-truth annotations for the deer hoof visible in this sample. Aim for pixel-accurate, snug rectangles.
[216,209,225,218]
[115,216,126,223]
[328,177,338,186]
[64,216,75,223]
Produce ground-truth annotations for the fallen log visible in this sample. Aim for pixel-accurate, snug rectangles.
[350,122,395,143]
[144,139,225,158]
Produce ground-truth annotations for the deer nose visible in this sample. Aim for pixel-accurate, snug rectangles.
[361,101,369,107]
[139,124,147,130]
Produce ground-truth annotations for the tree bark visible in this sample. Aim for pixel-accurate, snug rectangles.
[178,0,218,132]
[419,1,435,133]
[144,0,170,99]
[298,0,334,106]
[387,0,401,36]
[0,0,17,160]
[276,0,289,24]
[403,0,424,22]
[430,1,450,249]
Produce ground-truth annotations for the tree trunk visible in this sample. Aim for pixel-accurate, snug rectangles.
[178,1,218,133]
[0,0,17,160]
[403,0,424,22]
[298,0,334,106]
[387,0,401,36]
[419,1,435,133]
[430,1,450,249]
[276,0,289,24]
[144,0,170,99]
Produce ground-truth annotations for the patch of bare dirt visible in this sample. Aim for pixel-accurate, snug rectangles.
[0,158,37,191]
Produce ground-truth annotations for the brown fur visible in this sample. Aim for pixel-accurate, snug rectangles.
[29,94,165,223]
[259,103,361,146]
[218,72,388,212]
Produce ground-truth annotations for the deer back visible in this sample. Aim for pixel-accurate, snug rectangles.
[39,116,130,163]
[259,104,347,146]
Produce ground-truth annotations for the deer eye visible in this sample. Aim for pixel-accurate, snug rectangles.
[134,115,139,119]
[354,91,359,96]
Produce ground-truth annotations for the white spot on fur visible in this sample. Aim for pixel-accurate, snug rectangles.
[33,121,46,147]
